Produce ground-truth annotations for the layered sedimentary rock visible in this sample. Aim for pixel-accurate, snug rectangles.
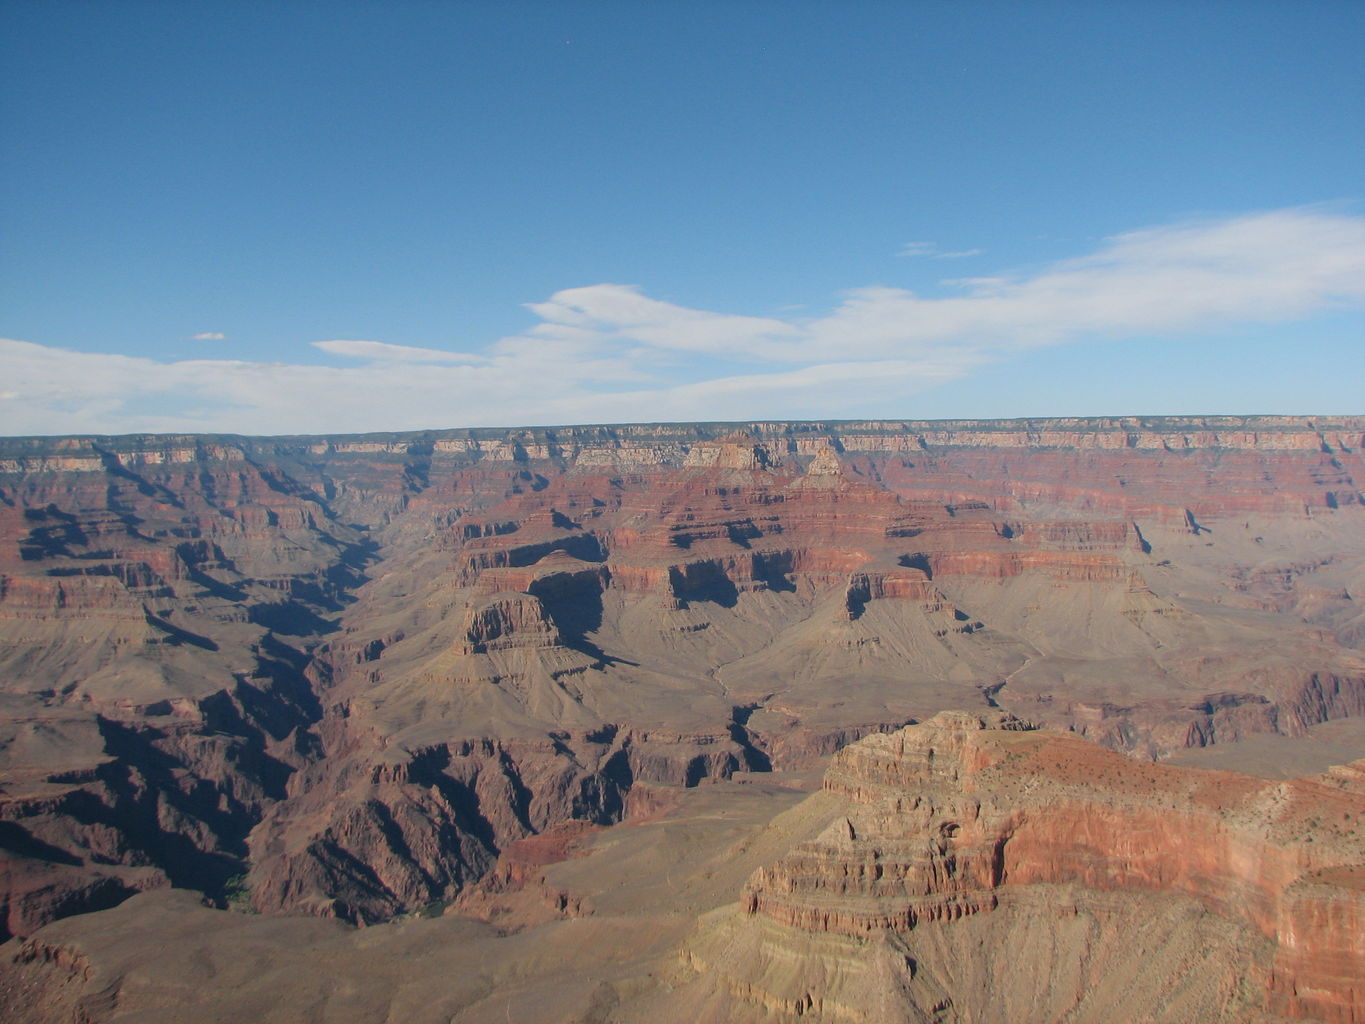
[1,416,1363,936]
[679,712,1365,1023]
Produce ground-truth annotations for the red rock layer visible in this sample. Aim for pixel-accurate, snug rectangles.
[743,713,1365,1023]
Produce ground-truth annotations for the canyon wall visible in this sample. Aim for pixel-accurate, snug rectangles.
[1,416,1363,939]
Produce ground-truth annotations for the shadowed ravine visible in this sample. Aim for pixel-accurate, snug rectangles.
[1,417,1363,1022]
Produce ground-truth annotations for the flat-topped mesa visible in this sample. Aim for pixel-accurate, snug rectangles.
[994,518,1144,550]
[469,554,609,598]
[821,710,1032,797]
[913,549,1141,585]
[738,713,1365,1023]
[842,567,940,619]
[457,594,561,655]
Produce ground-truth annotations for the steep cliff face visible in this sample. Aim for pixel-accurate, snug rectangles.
[0,443,358,939]
[680,712,1365,1023]
[1,417,1363,935]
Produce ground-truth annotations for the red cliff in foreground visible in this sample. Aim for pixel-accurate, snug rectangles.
[678,712,1364,1023]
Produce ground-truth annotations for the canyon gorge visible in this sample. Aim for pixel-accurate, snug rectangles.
[0,415,1362,1022]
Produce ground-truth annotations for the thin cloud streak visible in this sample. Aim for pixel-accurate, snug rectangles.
[312,339,490,364]
[2,207,1362,436]
[899,242,983,259]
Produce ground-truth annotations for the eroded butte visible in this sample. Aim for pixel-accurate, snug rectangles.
[1,416,1363,1022]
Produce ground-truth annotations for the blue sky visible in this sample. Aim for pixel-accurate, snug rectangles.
[2,1,1363,435]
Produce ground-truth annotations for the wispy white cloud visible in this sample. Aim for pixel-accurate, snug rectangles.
[312,339,489,364]
[899,241,982,259]
[190,331,227,341]
[521,284,798,357]
[502,208,1365,372]
[3,207,1362,436]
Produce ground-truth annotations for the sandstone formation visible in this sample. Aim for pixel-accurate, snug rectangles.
[0,415,1363,945]
[672,712,1365,1023]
